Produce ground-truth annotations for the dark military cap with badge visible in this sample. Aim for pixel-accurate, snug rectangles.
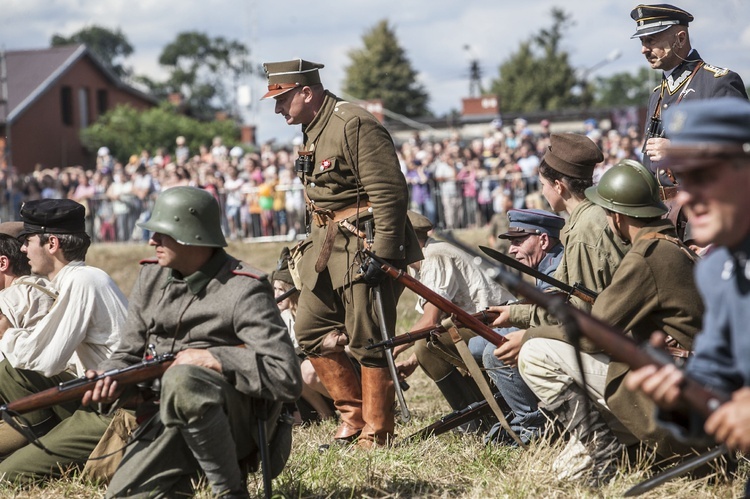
[630,4,693,39]
[663,97,750,172]
[499,209,566,240]
[261,58,325,100]
[542,133,604,179]
[18,199,86,238]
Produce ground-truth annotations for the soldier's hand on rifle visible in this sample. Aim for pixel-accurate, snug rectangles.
[174,348,222,373]
[493,330,524,368]
[704,387,750,454]
[361,257,388,287]
[644,137,670,162]
[488,305,511,328]
[624,331,686,411]
[81,370,124,406]
[396,353,419,381]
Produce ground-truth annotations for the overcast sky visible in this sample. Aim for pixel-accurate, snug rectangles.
[3,0,749,144]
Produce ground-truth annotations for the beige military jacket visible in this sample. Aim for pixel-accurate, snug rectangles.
[298,92,421,290]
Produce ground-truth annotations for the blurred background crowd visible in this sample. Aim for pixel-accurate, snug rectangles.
[0,117,644,244]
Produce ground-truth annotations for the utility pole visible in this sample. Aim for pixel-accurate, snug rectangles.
[0,48,11,169]
[464,45,483,98]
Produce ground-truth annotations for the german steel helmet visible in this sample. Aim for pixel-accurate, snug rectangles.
[139,187,227,247]
[585,159,668,218]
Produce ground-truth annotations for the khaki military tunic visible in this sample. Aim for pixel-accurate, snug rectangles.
[294,92,421,365]
[526,219,703,455]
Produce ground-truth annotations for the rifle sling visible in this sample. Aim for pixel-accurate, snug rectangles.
[441,317,527,449]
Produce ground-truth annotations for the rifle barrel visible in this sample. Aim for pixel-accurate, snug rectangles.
[479,245,597,304]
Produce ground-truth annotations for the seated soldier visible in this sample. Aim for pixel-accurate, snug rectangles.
[396,211,515,432]
[470,209,565,445]
[0,200,128,479]
[84,187,302,498]
[271,247,336,423]
[518,160,703,485]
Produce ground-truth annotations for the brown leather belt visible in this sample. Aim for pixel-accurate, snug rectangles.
[313,200,372,273]
[659,186,678,201]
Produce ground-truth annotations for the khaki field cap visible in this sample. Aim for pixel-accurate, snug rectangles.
[261,59,325,100]
[543,133,604,179]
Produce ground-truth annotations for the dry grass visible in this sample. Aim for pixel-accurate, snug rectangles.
[2,229,746,498]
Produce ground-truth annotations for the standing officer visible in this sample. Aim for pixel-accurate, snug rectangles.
[626,97,750,495]
[86,187,302,498]
[261,59,421,447]
[631,4,747,171]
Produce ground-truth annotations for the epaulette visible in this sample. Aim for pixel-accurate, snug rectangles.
[232,263,265,280]
[139,257,159,265]
[702,64,730,78]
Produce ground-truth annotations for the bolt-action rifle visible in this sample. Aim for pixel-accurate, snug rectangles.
[363,250,507,347]
[480,245,597,305]
[366,309,501,351]
[0,350,175,417]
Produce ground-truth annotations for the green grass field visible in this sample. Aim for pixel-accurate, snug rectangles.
[2,230,745,498]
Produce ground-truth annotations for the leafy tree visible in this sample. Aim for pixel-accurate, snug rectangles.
[592,67,656,108]
[343,20,430,119]
[489,9,579,113]
[147,32,252,122]
[51,26,134,79]
[80,103,240,164]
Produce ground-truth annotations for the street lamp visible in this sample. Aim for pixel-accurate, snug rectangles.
[575,49,622,108]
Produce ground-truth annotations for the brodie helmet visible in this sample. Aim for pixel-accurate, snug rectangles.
[139,187,227,247]
[585,159,668,218]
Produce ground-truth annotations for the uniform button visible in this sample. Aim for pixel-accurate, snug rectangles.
[399,245,404,251]
[663,103,669,109]
[368,207,373,213]
[334,107,339,112]
[659,169,666,175]
[310,182,316,187]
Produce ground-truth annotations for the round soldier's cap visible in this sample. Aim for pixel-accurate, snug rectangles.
[630,4,693,39]
[18,199,86,238]
[542,133,604,179]
[585,159,668,218]
[261,59,325,100]
[663,97,750,172]
[271,246,294,286]
[499,209,565,240]
[0,222,24,239]
[407,210,434,239]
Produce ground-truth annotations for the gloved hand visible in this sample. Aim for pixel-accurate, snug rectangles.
[361,257,387,287]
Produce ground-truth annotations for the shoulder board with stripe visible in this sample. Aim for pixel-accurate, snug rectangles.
[702,64,730,77]
[232,268,262,279]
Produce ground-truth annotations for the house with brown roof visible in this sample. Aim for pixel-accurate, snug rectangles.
[0,44,156,173]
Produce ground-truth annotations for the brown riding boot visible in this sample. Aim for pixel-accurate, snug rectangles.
[308,352,364,442]
[358,366,396,449]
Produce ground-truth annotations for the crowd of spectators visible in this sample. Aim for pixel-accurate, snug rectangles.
[0,119,646,244]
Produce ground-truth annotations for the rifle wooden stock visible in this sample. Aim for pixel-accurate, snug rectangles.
[0,354,175,415]
[366,309,501,351]
[364,250,506,347]
[488,257,727,419]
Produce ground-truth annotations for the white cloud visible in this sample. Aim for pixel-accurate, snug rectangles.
[2,0,748,144]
